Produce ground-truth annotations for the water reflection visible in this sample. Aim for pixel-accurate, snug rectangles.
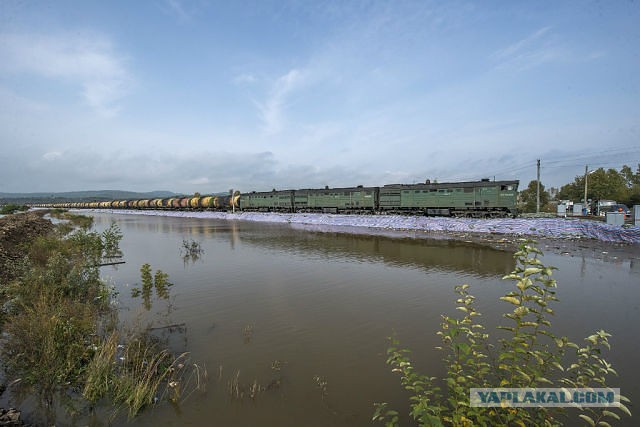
[239,231,515,277]
[91,213,514,277]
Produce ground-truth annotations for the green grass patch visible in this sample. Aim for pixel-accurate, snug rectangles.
[0,204,28,215]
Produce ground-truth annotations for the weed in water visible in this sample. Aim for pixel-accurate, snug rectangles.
[180,239,204,264]
[84,330,206,419]
[131,263,173,310]
[242,324,254,343]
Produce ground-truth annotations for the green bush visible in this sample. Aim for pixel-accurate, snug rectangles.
[374,242,631,426]
[0,204,28,215]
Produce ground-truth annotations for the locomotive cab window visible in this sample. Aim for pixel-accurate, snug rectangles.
[501,185,514,191]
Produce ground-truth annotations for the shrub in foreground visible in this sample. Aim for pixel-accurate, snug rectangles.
[374,242,631,426]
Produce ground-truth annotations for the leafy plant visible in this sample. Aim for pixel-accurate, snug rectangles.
[374,241,631,426]
[131,263,173,310]
[102,222,123,259]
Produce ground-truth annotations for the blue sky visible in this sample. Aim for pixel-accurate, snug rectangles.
[1,0,638,194]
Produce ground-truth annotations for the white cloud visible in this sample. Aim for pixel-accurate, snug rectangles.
[42,151,62,161]
[491,26,564,71]
[233,73,258,84]
[492,27,552,60]
[0,86,50,114]
[161,0,207,23]
[255,69,305,134]
[164,0,190,21]
[0,32,131,116]
[1,146,374,193]
[188,177,210,185]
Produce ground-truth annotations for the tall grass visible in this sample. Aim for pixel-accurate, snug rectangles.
[84,331,207,418]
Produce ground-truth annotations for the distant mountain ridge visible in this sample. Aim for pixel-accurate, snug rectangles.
[0,190,180,203]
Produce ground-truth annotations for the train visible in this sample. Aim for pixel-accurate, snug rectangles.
[33,179,520,218]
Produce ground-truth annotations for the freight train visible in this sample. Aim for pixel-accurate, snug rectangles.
[33,179,519,218]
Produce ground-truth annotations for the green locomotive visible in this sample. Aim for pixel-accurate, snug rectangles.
[239,189,294,212]
[237,179,518,217]
[378,179,518,217]
[294,186,378,213]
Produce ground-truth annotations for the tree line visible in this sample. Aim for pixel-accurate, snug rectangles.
[518,164,640,213]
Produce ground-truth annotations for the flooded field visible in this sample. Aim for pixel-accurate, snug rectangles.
[32,213,640,425]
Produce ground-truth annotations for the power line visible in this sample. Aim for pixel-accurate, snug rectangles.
[543,161,639,170]
[543,148,640,166]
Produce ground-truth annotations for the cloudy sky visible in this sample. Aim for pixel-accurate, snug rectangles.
[1,0,638,194]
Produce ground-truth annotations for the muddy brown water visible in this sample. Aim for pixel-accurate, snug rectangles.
[13,212,640,426]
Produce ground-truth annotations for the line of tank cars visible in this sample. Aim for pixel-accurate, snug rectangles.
[36,179,519,217]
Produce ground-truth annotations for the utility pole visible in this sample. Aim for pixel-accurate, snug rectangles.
[536,159,540,214]
[583,165,588,215]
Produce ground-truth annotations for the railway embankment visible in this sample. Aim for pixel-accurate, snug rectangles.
[75,209,640,245]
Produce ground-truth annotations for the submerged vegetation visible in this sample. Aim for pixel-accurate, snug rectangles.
[131,263,173,310]
[0,212,205,424]
[374,241,631,426]
[83,330,205,419]
[49,208,95,230]
[180,238,204,264]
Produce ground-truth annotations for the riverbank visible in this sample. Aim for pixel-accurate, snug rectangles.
[0,211,54,283]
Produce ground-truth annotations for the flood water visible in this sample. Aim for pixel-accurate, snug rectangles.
[72,213,639,425]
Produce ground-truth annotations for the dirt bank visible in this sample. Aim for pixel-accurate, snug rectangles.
[0,211,54,283]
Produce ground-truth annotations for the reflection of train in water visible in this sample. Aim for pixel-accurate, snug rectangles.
[35,179,519,218]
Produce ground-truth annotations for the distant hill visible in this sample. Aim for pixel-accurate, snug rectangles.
[0,190,180,204]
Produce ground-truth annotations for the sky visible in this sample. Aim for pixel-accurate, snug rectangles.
[0,0,639,194]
